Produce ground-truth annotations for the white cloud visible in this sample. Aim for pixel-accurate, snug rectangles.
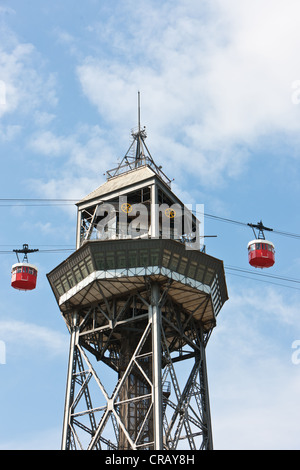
[28,124,118,203]
[0,43,57,118]
[75,0,300,186]
[0,18,58,134]
[0,320,68,358]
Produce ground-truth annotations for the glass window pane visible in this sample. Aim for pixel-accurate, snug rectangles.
[178,257,188,275]
[61,275,69,292]
[79,260,88,277]
[169,253,179,271]
[73,266,82,282]
[187,261,197,278]
[94,253,105,270]
[67,271,75,288]
[204,267,214,285]
[162,249,171,268]
[150,249,160,266]
[106,252,115,269]
[54,280,64,296]
[140,250,149,266]
[117,251,126,269]
[195,265,205,282]
[128,250,137,268]
[86,256,93,273]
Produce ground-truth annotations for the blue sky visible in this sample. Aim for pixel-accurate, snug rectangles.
[1,0,300,450]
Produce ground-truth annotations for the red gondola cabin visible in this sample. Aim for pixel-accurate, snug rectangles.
[11,263,38,291]
[247,240,275,268]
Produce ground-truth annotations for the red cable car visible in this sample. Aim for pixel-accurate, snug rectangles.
[11,262,38,291]
[247,240,275,268]
[11,244,39,291]
[247,221,275,269]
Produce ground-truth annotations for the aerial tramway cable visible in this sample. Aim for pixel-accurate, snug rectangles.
[1,198,300,239]
[1,199,300,290]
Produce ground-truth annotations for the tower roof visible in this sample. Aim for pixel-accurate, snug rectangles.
[76,165,158,206]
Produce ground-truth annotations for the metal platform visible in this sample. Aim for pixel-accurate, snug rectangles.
[47,238,228,333]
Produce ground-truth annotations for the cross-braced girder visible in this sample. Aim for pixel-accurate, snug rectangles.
[61,280,213,450]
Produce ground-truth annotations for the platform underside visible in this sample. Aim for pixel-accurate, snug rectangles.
[47,238,228,334]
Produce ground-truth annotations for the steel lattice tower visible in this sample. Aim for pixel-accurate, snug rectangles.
[47,112,228,450]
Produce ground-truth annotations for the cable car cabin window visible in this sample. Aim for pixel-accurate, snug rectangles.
[256,243,261,250]
[17,267,22,273]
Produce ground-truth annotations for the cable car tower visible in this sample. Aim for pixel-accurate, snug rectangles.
[47,95,228,451]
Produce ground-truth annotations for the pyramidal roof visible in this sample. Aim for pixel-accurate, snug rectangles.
[77,165,158,205]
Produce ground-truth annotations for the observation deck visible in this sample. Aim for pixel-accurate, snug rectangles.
[47,237,228,333]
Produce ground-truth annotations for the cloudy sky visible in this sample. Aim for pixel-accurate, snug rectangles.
[0,0,300,450]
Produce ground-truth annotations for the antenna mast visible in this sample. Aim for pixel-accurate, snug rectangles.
[138,90,141,133]
[105,92,172,186]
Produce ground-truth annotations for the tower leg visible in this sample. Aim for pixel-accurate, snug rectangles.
[150,282,163,450]
[199,328,213,450]
[61,312,78,450]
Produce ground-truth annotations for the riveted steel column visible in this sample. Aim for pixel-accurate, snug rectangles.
[61,311,78,450]
[150,282,163,450]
